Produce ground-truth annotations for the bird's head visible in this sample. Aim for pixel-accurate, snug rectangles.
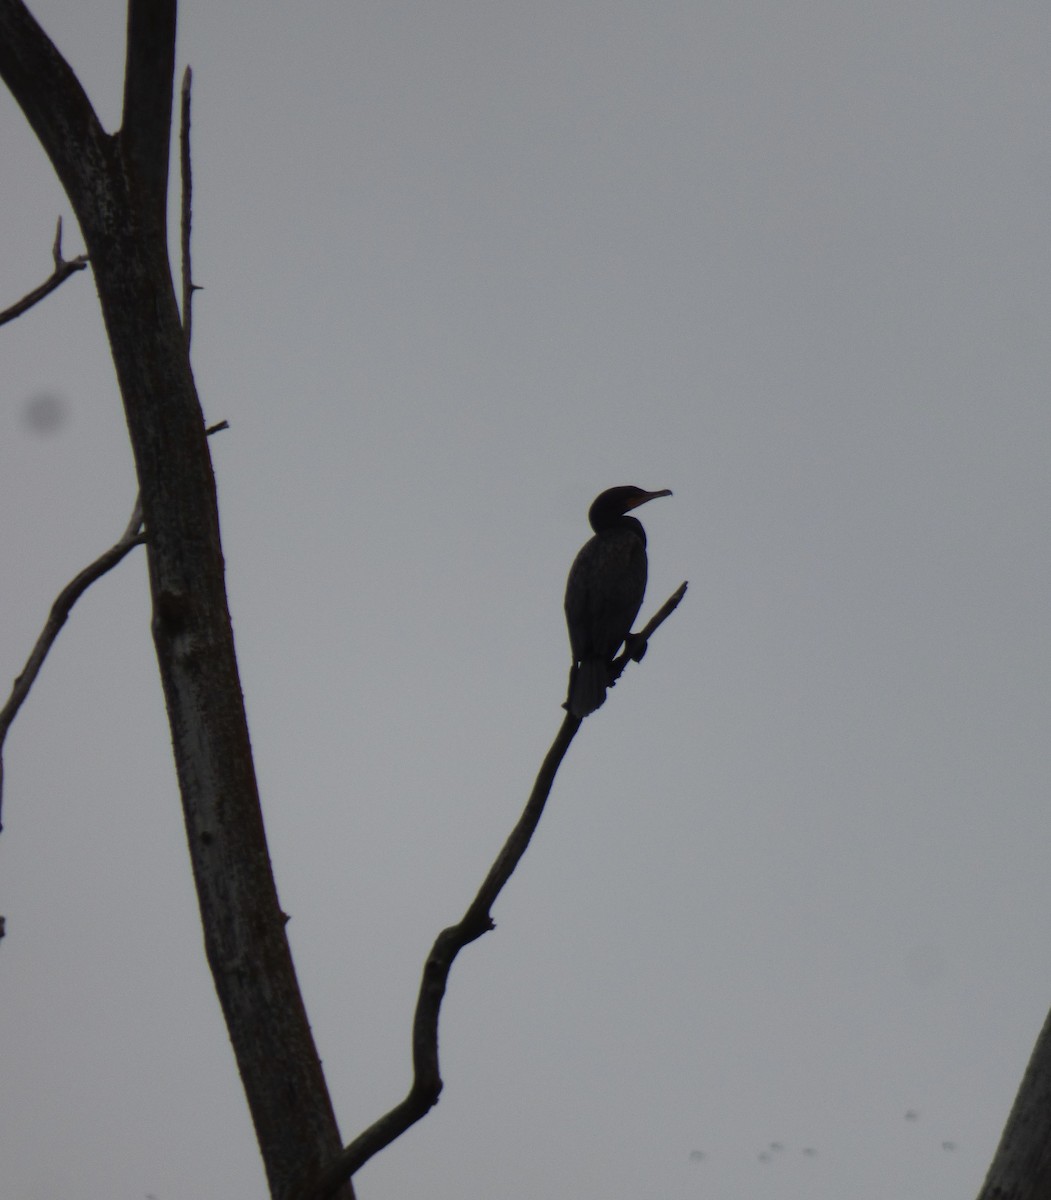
[588,485,672,532]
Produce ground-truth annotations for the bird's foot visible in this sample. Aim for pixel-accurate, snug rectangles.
[625,632,648,663]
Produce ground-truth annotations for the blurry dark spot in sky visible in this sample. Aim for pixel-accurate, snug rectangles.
[688,1149,705,1162]
[905,1109,919,1121]
[22,392,68,435]
[942,1141,956,1151]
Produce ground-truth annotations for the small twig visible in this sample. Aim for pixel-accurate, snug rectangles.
[0,516,146,829]
[179,65,200,341]
[297,582,688,1200]
[0,217,88,327]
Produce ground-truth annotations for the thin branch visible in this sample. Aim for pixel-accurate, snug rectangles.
[0,423,228,832]
[0,216,88,326]
[298,582,689,1200]
[179,65,200,341]
[0,514,145,830]
[609,579,689,688]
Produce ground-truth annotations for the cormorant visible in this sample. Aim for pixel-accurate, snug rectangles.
[564,485,672,718]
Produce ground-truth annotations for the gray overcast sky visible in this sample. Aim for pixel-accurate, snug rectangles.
[3,2,1050,1198]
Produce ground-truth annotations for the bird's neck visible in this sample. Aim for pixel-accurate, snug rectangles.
[592,513,647,546]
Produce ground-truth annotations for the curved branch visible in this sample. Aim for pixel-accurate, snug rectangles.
[0,506,145,830]
[299,714,580,1200]
[0,217,88,327]
[299,582,688,1200]
[0,424,227,831]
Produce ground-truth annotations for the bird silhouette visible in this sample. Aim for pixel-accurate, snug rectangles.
[563,485,671,717]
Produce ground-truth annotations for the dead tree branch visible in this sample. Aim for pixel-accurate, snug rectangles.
[298,583,688,1200]
[0,216,87,326]
[0,419,232,832]
[610,579,689,688]
[0,505,145,829]
[0,6,354,1191]
[0,45,215,852]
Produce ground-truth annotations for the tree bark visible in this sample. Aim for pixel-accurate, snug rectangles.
[978,1006,1051,1200]
[0,5,352,1197]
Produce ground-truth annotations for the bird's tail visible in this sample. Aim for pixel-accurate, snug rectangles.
[565,658,609,718]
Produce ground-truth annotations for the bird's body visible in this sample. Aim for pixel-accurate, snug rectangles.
[564,486,672,717]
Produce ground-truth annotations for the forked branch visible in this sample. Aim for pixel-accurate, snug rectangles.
[0,217,87,327]
[298,580,689,1200]
[0,6,354,1195]
[0,65,220,832]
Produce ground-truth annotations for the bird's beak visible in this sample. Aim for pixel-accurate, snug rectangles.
[625,488,673,511]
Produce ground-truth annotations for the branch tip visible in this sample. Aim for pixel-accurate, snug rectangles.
[179,58,195,341]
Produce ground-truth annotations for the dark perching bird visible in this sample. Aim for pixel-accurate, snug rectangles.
[564,485,672,718]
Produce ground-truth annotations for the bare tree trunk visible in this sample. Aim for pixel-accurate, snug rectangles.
[0,5,352,1197]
